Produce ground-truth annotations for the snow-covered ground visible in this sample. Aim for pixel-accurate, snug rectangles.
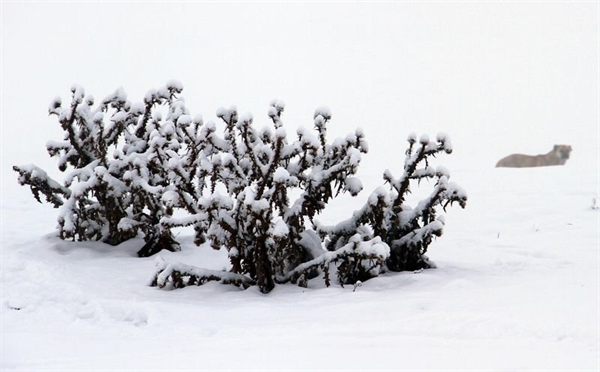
[2,153,598,370]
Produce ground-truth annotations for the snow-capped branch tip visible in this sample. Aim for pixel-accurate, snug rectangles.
[48,96,62,115]
[70,84,85,104]
[275,126,287,139]
[383,168,394,183]
[313,106,332,121]
[268,99,285,119]
[407,132,417,144]
[165,79,184,94]
[436,132,453,153]
[102,87,127,109]
[273,167,290,184]
[238,113,253,126]
[216,106,238,125]
[193,114,204,126]
[344,177,363,196]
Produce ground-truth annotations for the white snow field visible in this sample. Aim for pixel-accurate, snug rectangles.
[1,152,598,371]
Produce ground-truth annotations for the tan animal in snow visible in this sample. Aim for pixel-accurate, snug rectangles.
[496,145,572,168]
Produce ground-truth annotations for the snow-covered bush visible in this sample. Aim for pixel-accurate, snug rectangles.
[157,101,370,293]
[16,82,466,293]
[316,133,467,272]
[151,127,466,292]
[118,83,193,257]
[14,82,187,256]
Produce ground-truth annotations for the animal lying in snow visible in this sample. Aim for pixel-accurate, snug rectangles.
[496,145,572,168]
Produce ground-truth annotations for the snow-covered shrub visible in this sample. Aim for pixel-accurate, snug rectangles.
[16,81,466,293]
[158,102,370,293]
[118,83,193,257]
[316,133,467,273]
[14,82,187,255]
[152,126,466,292]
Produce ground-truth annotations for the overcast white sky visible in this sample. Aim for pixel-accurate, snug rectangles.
[2,1,598,195]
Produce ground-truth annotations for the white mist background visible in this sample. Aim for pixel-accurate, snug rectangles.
[2,1,598,218]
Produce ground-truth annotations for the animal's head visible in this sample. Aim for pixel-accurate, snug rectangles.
[553,144,572,160]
